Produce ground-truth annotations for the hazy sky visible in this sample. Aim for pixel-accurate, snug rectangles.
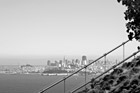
[0,0,139,59]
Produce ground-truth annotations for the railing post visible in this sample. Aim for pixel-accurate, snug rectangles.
[104,54,107,71]
[123,42,125,60]
[64,77,66,93]
[84,65,87,90]
[116,59,118,64]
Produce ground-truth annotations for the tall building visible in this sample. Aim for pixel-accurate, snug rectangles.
[47,60,51,66]
[63,56,66,67]
[81,55,88,66]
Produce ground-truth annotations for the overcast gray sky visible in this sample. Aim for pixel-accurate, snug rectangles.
[0,0,139,59]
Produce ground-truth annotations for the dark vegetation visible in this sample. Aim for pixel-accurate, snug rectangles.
[77,56,140,93]
[117,0,140,41]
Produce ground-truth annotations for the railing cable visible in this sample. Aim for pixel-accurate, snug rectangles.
[71,50,140,93]
[38,39,130,93]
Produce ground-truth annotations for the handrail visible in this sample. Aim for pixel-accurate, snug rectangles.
[71,50,140,93]
[38,39,130,93]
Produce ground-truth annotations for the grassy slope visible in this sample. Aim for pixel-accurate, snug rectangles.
[78,56,140,93]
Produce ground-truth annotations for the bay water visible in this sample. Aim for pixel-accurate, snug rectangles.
[0,74,93,93]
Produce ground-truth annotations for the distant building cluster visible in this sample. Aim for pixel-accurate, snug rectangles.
[46,56,89,70]
[0,56,115,75]
[0,65,45,74]
[20,64,45,73]
[45,56,111,73]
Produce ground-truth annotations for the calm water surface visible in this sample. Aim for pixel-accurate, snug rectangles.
[0,74,93,93]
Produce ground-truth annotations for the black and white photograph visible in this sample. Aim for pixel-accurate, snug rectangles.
[0,0,140,93]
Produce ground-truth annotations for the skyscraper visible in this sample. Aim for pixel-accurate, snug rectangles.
[47,60,51,66]
[81,55,87,66]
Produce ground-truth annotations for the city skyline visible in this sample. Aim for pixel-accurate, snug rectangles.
[0,0,140,65]
[0,54,131,65]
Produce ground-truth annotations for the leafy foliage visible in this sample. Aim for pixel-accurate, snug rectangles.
[117,0,140,41]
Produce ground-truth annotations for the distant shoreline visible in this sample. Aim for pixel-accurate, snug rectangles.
[41,73,79,76]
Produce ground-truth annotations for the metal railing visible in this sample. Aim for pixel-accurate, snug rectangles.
[38,39,130,93]
[71,50,140,93]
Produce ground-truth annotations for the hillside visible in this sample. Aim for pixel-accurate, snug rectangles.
[78,56,140,93]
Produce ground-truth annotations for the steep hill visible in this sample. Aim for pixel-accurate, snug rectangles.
[78,56,140,93]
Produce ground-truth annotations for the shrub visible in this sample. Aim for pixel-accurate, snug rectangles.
[111,68,123,75]
[130,67,140,74]
[135,60,140,67]
[130,79,139,85]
